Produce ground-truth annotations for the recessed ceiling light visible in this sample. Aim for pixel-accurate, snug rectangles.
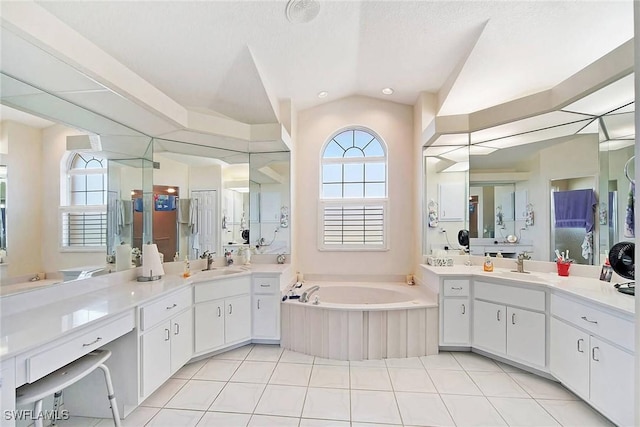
[167,188,176,194]
[286,0,321,24]
[317,91,328,98]
[382,88,394,95]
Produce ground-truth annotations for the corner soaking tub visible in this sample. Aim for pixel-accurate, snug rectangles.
[280,282,438,361]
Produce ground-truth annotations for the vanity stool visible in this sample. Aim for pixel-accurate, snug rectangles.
[15,349,121,427]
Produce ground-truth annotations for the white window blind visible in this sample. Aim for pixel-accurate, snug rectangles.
[60,205,107,249]
[320,200,387,250]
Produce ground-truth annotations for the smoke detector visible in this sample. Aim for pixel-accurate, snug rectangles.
[285,0,320,24]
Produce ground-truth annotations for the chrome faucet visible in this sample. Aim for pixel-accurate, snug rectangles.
[201,250,215,270]
[515,252,531,273]
[299,285,320,303]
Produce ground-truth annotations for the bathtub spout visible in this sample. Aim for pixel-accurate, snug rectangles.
[299,285,320,303]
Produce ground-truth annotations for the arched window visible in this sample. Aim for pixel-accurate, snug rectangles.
[60,153,107,249]
[320,128,388,250]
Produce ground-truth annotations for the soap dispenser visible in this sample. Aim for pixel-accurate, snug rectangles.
[182,256,191,278]
[483,253,494,272]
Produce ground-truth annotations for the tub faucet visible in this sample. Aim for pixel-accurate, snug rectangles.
[299,285,320,303]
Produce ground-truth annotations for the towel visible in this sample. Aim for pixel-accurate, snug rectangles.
[189,197,199,234]
[178,199,191,224]
[581,231,593,260]
[122,200,133,225]
[553,189,597,232]
[624,182,634,238]
[115,199,125,231]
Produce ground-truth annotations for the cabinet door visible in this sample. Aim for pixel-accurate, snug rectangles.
[473,300,506,354]
[589,336,635,427]
[549,318,589,399]
[507,307,545,367]
[141,321,171,398]
[225,294,251,344]
[194,300,225,353]
[442,298,470,345]
[171,308,193,373]
[253,294,278,339]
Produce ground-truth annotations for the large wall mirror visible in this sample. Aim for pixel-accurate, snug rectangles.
[0,80,290,295]
[423,72,635,264]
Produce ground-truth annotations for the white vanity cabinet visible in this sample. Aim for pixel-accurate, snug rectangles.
[440,278,471,346]
[1,358,16,427]
[193,276,251,354]
[252,274,281,341]
[139,287,193,399]
[472,281,546,368]
[550,294,635,427]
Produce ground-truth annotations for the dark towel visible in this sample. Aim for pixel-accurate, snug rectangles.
[624,182,634,238]
[553,189,597,232]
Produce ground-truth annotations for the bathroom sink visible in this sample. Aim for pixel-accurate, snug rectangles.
[193,268,245,280]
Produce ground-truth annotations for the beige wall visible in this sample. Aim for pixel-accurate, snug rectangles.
[295,95,414,277]
[3,121,43,278]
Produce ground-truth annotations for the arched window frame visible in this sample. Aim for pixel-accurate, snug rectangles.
[59,152,107,250]
[319,127,389,251]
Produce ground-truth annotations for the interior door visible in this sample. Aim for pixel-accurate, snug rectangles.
[191,190,218,258]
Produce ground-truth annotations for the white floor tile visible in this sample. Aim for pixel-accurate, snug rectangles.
[299,418,350,427]
[209,382,266,413]
[192,359,241,381]
[247,415,300,427]
[349,359,386,367]
[489,397,560,427]
[56,416,101,427]
[350,389,402,425]
[351,423,402,427]
[145,408,205,427]
[165,380,226,411]
[468,371,529,398]
[428,369,483,395]
[309,365,350,389]
[246,344,283,362]
[510,373,578,400]
[441,394,508,427]
[254,384,307,417]
[388,367,437,393]
[302,387,350,421]
[95,406,162,427]
[419,352,463,370]
[280,349,315,364]
[196,411,251,427]
[452,352,502,372]
[270,362,312,386]
[536,399,616,426]
[395,391,455,427]
[384,356,424,369]
[172,359,207,379]
[141,378,187,407]
[314,357,349,366]
[231,361,277,383]
[213,344,254,361]
[350,366,392,391]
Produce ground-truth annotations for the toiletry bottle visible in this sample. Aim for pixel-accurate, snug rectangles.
[183,256,191,278]
[599,258,613,282]
[483,253,494,272]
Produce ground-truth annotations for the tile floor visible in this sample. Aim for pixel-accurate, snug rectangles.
[61,345,614,427]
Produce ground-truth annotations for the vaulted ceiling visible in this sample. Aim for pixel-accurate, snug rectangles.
[26,0,634,126]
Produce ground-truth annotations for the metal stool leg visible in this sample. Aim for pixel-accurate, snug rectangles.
[33,399,44,427]
[98,364,121,427]
[51,391,62,427]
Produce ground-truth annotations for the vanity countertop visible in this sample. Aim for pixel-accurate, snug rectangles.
[0,264,290,360]
[421,264,635,317]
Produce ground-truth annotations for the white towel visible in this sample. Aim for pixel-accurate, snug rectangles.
[189,198,199,234]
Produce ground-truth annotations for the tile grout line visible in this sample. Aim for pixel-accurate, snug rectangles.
[248,346,284,423]
[384,359,405,427]
[419,354,459,427]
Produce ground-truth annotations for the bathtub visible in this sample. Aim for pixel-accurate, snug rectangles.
[281,282,439,361]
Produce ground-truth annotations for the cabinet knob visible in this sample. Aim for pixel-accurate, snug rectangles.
[257,299,261,310]
[511,313,516,325]
[577,338,584,353]
[229,304,233,315]
[451,287,463,290]
[166,303,177,310]
[165,328,170,341]
[217,307,222,317]
[497,310,501,322]
[174,323,180,335]
[581,316,598,324]
[82,337,102,347]
[592,346,600,361]
[461,304,465,315]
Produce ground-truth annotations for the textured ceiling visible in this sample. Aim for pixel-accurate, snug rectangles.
[21,0,637,125]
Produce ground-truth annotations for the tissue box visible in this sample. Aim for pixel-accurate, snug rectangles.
[426,256,454,267]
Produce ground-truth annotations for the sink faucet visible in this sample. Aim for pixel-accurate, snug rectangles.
[515,252,531,273]
[201,250,215,270]
[299,285,320,303]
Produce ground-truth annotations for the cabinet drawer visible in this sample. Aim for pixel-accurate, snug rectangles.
[140,287,192,331]
[551,294,634,351]
[253,276,279,294]
[443,279,469,297]
[27,311,135,383]
[475,281,544,311]
[194,276,250,303]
